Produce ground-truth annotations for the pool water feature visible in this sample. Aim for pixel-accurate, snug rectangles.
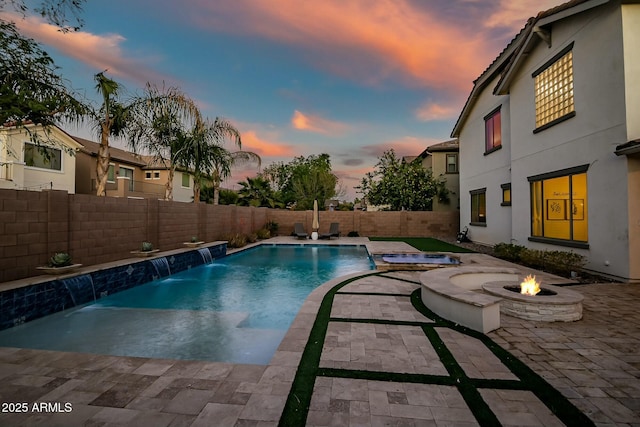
[0,245,373,364]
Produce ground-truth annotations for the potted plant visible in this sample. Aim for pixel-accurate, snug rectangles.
[184,236,204,247]
[131,242,159,257]
[37,252,82,275]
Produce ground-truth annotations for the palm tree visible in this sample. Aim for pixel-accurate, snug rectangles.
[185,117,260,205]
[126,83,201,200]
[93,72,128,196]
[237,176,281,208]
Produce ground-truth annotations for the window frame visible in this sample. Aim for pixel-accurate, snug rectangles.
[470,188,487,227]
[23,142,63,172]
[181,172,190,188]
[445,153,458,174]
[532,42,576,133]
[107,164,116,183]
[484,106,502,155]
[501,183,511,206]
[527,164,589,249]
[118,166,135,191]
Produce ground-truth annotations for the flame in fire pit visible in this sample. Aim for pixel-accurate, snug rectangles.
[520,274,541,296]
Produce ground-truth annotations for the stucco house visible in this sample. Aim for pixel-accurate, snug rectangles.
[74,137,195,203]
[452,0,639,282]
[410,139,460,211]
[0,124,83,193]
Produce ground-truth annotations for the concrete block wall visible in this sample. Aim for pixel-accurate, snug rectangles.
[0,189,459,282]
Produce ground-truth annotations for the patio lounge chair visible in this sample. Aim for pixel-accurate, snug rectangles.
[293,223,308,239]
[320,222,341,239]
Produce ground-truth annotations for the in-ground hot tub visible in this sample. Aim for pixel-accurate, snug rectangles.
[374,253,460,271]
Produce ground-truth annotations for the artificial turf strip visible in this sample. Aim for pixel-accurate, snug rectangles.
[409,288,596,427]
[369,236,476,253]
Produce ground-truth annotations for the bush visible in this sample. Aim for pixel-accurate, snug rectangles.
[224,233,247,248]
[493,243,526,262]
[246,233,258,243]
[264,220,279,236]
[49,252,72,267]
[347,231,359,237]
[256,228,271,239]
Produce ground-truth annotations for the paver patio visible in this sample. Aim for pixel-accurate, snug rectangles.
[0,239,638,426]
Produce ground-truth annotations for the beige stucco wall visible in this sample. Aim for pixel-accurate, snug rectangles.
[457,72,512,245]
[622,4,640,141]
[431,151,460,212]
[628,156,640,282]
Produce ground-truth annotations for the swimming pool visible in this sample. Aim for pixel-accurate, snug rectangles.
[0,245,373,364]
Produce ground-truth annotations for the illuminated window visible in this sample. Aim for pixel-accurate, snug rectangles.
[528,165,588,245]
[533,44,575,131]
[446,154,458,173]
[24,143,61,171]
[501,183,511,206]
[181,172,190,188]
[484,107,501,154]
[470,188,486,225]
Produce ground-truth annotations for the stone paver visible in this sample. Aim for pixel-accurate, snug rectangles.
[0,241,638,426]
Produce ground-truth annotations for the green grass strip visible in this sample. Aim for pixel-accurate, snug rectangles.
[409,288,595,427]
[317,367,456,386]
[278,272,379,427]
[369,237,475,253]
[329,317,436,327]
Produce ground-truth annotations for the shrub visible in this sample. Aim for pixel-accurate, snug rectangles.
[493,243,526,262]
[141,242,154,252]
[256,228,271,239]
[246,233,258,243]
[264,220,279,236]
[519,248,586,277]
[225,233,247,248]
[347,231,359,237]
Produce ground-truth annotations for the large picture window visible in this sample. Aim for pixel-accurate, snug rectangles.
[533,43,575,131]
[24,143,61,171]
[470,188,486,225]
[484,108,501,154]
[529,165,588,246]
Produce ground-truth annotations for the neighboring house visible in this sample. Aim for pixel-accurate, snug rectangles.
[410,139,460,211]
[451,0,640,282]
[0,124,83,193]
[74,137,194,203]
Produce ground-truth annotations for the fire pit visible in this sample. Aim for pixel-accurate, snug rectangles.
[482,275,583,322]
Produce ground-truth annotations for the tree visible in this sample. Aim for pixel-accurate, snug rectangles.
[181,117,260,204]
[358,149,449,211]
[127,83,202,200]
[1,2,86,131]
[237,176,282,208]
[260,153,339,210]
[92,72,128,196]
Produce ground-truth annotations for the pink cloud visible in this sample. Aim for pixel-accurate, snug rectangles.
[240,130,298,158]
[360,136,441,159]
[291,110,348,135]
[415,101,459,122]
[3,12,169,86]
[186,0,495,92]
[485,1,560,29]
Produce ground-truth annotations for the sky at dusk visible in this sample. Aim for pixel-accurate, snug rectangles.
[4,0,561,200]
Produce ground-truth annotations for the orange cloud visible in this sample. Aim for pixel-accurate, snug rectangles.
[188,0,493,92]
[485,1,560,29]
[291,110,348,135]
[240,130,297,158]
[360,136,442,158]
[2,12,169,86]
[415,102,459,122]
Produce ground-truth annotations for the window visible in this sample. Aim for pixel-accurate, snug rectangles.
[484,107,501,154]
[107,164,115,182]
[533,43,575,131]
[119,167,134,191]
[181,172,190,188]
[145,171,152,180]
[528,165,588,247]
[501,183,511,206]
[24,143,61,171]
[446,154,458,173]
[154,171,160,179]
[470,188,486,226]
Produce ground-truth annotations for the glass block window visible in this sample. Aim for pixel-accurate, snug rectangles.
[534,50,574,128]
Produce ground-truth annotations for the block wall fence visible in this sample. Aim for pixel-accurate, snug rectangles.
[0,189,460,282]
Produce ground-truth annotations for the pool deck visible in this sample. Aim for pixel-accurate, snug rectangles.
[0,237,639,426]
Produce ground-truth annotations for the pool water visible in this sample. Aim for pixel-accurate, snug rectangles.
[0,245,373,364]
